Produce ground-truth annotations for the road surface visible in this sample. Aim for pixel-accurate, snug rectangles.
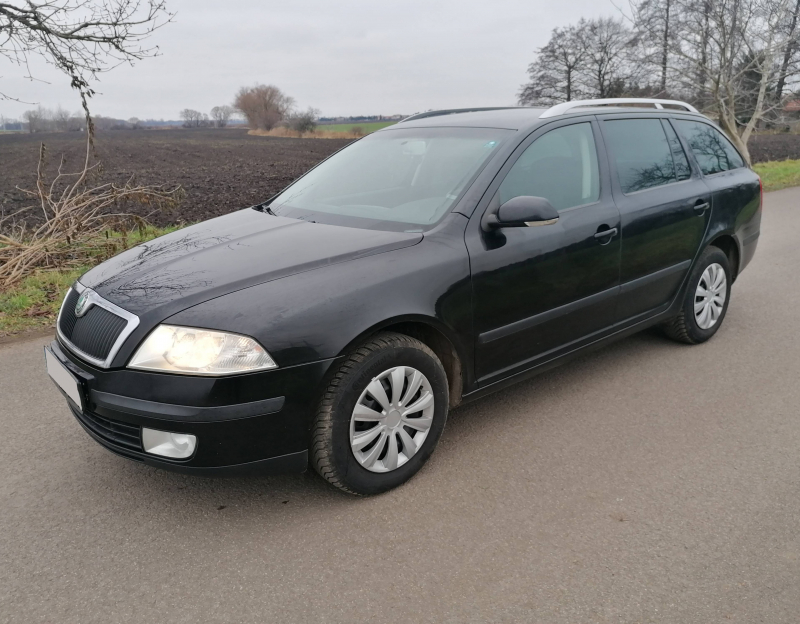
[2,188,799,623]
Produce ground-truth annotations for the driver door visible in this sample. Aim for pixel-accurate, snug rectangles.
[466,118,622,385]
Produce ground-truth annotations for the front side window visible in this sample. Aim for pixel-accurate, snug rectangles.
[268,127,512,232]
[603,119,680,194]
[498,122,600,211]
[674,120,745,175]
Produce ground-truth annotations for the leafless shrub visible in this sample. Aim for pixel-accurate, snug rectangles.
[287,107,320,136]
[350,126,365,137]
[0,133,183,288]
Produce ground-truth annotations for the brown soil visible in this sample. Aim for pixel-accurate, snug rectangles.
[0,128,351,229]
[1,129,795,232]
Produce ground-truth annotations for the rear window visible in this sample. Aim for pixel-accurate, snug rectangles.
[603,119,681,194]
[674,120,745,175]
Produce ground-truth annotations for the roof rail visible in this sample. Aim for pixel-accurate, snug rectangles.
[539,98,699,119]
[401,107,521,123]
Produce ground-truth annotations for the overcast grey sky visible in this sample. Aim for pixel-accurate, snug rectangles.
[1,0,618,120]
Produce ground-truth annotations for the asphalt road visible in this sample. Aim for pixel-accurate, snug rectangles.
[2,189,799,624]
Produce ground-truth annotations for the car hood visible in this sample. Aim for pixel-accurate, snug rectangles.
[80,209,422,318]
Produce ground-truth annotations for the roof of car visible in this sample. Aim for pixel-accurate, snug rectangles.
[385,104,706,132]
[391,108,546,130]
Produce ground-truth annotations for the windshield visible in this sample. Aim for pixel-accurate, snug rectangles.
[266,127,513,231]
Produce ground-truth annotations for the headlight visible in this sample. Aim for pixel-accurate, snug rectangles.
[129,325,277,375]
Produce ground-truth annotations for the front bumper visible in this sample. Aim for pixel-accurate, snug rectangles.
[48,340,337,475]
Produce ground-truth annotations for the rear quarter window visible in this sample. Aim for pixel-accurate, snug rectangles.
[673,120,745,175]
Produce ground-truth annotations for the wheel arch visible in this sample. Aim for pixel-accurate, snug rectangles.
[708,233,741,281]
[339,315,467,408]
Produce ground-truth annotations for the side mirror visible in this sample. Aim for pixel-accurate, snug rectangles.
[483,196,559,230]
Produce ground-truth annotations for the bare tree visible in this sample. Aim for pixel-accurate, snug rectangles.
[234,84,295,131]
[52,105,72,131]
[519,24,587,105]
[179,108,204,128]
[629,0,676,95]
[22,106,47,132]
[581,17,641,98]
[210,105,235,128]
[519,17,640,105]
[0,1,172,118]
[633,0,800,163]
[775,0,800,102]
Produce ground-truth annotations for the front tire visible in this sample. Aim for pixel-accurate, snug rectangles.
[311,332,449,495]
[663,246,731,344]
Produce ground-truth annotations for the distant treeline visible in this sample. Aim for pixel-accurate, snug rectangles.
[0,106,249,133]
[318,115,405,125]
[2,100,403,135]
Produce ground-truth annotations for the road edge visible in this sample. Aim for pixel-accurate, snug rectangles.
[0,327,55,349]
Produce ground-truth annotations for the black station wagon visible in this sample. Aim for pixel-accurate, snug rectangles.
[45,98,762,495]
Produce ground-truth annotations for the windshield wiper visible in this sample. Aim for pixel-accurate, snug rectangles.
[257,202,278,216]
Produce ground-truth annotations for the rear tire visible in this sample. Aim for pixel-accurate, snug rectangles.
[663,246,731,345]
[311,332,449,495]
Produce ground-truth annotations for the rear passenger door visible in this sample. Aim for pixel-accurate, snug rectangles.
[600,115,712,321]
[672,119,761,255]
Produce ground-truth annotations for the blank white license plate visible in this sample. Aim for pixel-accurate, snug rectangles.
[45,347,84,411]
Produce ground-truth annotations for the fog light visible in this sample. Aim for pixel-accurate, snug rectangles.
[142,428,197,459]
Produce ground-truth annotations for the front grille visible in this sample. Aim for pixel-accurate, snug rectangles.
[70,404,143,453]
[59,292,127,362]
[59,289,80,337]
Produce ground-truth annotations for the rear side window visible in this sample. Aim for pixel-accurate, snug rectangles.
[499,122,600,210]
[603,119,680,194]
[674,120,745,175]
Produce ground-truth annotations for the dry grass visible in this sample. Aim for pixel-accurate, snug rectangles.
[0,224,182,336]
[0,133,184,288]
[249,127,364,140]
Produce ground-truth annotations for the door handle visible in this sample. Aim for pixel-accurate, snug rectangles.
[594,227,618,240]
[694,200,710,214]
